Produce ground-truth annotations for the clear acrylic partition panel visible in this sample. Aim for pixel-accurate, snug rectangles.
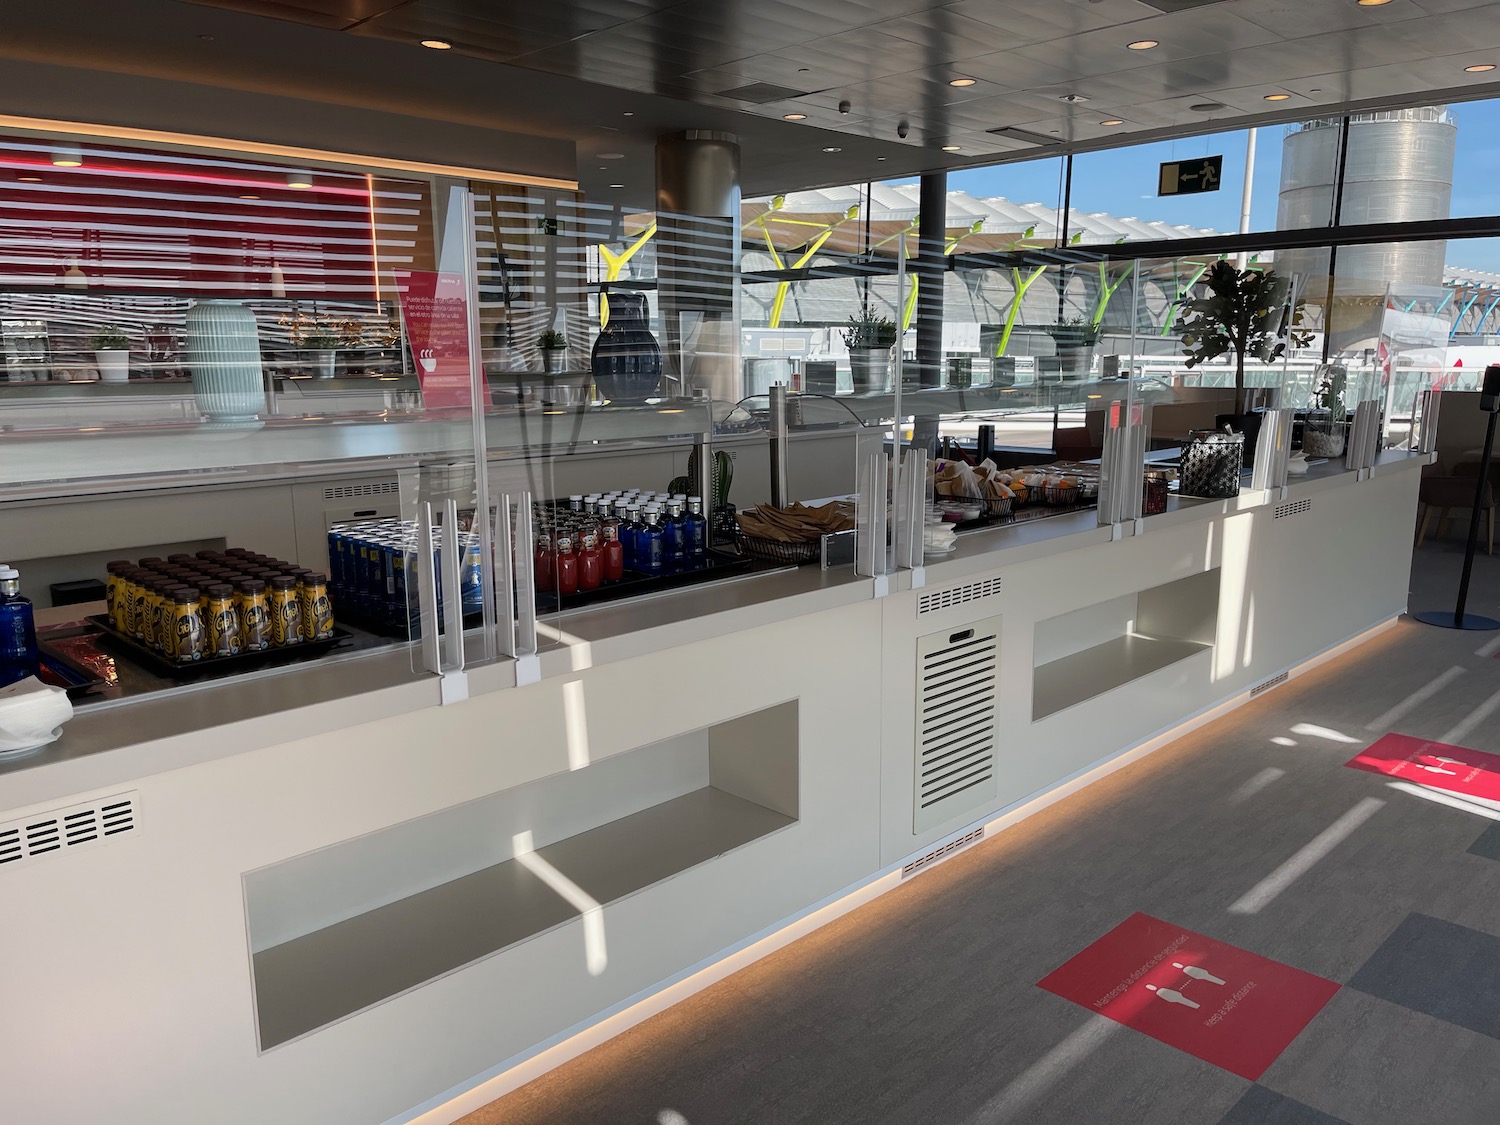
[0,130,487,683]
[470,182,777,655]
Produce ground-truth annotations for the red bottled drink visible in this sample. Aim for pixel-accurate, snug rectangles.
[602,524,624,583]
[555,535,578,596]
[534,533,555,592]
[578,532,602,592]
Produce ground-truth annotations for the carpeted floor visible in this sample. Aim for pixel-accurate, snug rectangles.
[458,524,1500,1125]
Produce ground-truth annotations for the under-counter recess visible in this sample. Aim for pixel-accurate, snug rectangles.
[914,615,1002,832]
[244,701,799,1050]
[1032,570,1220,721]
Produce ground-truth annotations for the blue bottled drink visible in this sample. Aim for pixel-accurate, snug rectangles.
[685,496,708,560]
[622,504,643,570]
[664,499,687,565]
[640,510,666,573]
[0,565,40,687]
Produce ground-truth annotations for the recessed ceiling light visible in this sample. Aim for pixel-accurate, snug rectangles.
[286,170,314,189]
[949,77,976,87]
[822,146,842,152]
[1356,0,1393,6]
[420,39,452,49]
[783,113,807,120]
[50,147,82,167]
[595,152,625,159]
[239,193,260,199]
[1190,101,1227,112]
[623,111,635,116]
[876,156,887,161]
[1264,92,1292,101]
[942,145,962,151]
[1100,118,1124,126]
[17,175,41,182]
[608,183,625,189]
[1127,39,1159,50]
[1465,63,1497,72]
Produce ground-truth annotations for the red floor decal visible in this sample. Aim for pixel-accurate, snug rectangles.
[1037,912,1340,1080]
[1349,734,1500,801]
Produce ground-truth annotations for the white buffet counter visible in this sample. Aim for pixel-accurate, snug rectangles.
[0,452,1426,1125]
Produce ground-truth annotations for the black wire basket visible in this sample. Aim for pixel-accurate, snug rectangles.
[735,532,821,564]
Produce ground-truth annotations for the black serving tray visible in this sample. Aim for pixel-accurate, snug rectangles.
[36,645,110,699]
[87,614,345,679]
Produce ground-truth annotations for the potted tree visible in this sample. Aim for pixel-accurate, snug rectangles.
[538,329,569,374]
[1178,261,1311,458]
[1303,362,1349,458]
[843,308,897,393]
[1045,316,1101,376]
[92,326,131,383]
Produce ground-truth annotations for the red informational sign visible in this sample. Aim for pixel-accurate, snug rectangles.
[1349,733,1500,801]
[1038,912,1339,1080]
[397,270,474,409]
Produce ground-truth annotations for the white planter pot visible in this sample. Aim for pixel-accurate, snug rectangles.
[312,349,338,378]
[184,299,266,422]
[542,348,569,375]
[94,350,130,383]
[849,346,892,393]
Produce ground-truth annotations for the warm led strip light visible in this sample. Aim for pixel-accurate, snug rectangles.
[0,114,578,190]
[393,614,1402,1125]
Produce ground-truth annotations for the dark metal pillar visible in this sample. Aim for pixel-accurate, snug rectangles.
[915,170,947,390]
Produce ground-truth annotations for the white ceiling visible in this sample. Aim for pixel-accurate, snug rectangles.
[7,0,1500,201]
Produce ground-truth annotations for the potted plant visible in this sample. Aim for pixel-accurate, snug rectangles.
[538,329,568,375]
[1178,260,1311,458]
[843,308,897,393]
[92,327,131,383]
[1045,317,1101,376]
[303,330,340,378]
[1303,362,1349,458]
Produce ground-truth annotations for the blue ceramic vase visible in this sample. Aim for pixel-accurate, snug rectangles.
[591,291,661,403]
[185,300,265,422]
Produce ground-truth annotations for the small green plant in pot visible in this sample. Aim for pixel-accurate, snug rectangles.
[302,330,340,378]
[92,326,131,383]
[843,308,897,393]
[538,328,569,374]
[1303,362,1349,458]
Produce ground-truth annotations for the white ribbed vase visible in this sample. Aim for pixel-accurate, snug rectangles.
[185,300,265,421]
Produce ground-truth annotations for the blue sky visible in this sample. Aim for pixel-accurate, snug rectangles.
[891,98,1500,272]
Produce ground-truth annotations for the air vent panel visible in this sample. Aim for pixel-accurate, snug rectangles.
[902,826,985,878]
[1251,671,1289,696]
[1274,499,1312,519]
[323,481,399,501]
[914,615,1002,832]
[985,126,1062,147]
[0,792,137,868]
[1138,0,1231,11]
[715,82,809,104]
[918,577,1001,616]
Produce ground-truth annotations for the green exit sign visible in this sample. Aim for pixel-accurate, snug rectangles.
[536,217,565,236]
[1158,155,1223,196]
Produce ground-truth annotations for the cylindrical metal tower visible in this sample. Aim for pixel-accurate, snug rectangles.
[1276,107,1456,290]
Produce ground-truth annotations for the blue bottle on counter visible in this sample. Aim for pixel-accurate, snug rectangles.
[663,499,687,566]
[640,509,666,573]
[685,496,707,560]
[622,504,643,570]
[0,565,40,687]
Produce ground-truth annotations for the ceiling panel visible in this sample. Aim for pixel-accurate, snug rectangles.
[146,0,1500,193]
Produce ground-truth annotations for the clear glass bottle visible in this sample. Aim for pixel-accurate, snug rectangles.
[0,565,40,686]
[685,496,708,559]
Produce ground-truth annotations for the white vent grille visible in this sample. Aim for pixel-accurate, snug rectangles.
[0,793,137,868]
[1250,671,1289,697]
[914,615,1002,832]
[917,577,1001,616]
[1274,499,1312,519]
[902,826,985,878]
[322,481,399,501]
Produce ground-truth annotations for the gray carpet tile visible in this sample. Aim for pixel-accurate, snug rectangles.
[1218,1085,1351,1125]
[1259,989,1500,1125]
[1466,821,1500,862]
[1346,913,1500,1039]
[459,540,1500,1125]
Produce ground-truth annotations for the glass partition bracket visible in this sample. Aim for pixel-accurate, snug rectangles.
[769,383,790,509]
[417,501,442,677]
[1098,399,1147,530]
[1251,407,1296,496]
[693,432,716,536]
[854,449,890,583]
[439,497,470,705]
[491,494,518,659]
[1417,390,1442,455]
[494,491,540,684]
[893,447,926,580]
